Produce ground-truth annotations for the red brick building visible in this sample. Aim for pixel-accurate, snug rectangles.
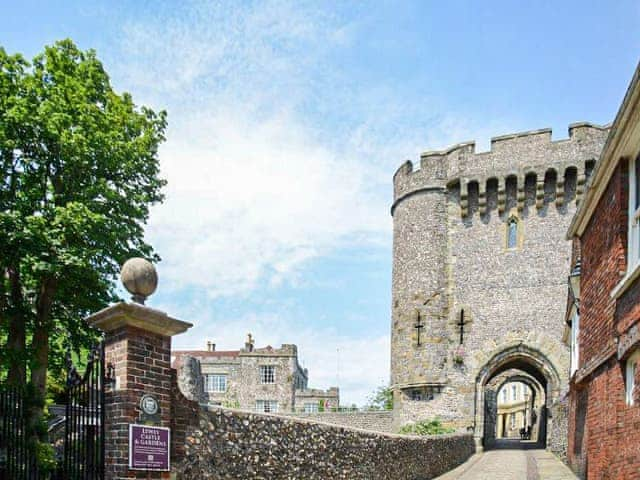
[566,62,640,479]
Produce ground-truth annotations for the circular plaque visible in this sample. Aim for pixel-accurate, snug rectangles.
[140,394,159,415]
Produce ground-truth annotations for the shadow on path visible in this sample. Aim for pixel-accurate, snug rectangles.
[489,438,543,450]
[434,443,578,480]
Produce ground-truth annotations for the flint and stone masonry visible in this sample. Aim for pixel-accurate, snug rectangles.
[390,123,609,453]
[173,339,339,413]
[171,402,475,480]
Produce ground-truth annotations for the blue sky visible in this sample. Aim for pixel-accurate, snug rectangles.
[3,1,639,405]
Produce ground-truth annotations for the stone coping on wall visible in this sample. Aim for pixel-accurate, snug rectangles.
[199,404,404,437]
[280,410,394,433]
[281,410,392,417]
[85,301,192,336]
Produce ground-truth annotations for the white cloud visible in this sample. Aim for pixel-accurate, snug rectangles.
[147,105,389,297]
[111,1,507,298]
[108,0,511,404]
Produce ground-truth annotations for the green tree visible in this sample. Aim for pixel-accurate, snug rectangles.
[398,418,455,436]
[0,40,166,421]
[365,384,393,411]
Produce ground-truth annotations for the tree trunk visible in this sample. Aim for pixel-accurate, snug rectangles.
[0,267,6,340]
[30,277,57,398]
[6,267,26,386]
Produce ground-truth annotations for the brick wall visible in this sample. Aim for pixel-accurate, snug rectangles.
[567,160,640,479]
[104,325,173,479]
[578,164,627,365]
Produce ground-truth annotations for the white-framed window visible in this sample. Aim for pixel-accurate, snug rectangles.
[260,365,275,384]
[303,402,319,413]
[205,374,227,393]
[625,351,639,406]
[512,384,518,401]
[570,309,580,377]
[510,412,516,429]
[502,389,508,403]
[629,155,640,271]
[256,400,278,413]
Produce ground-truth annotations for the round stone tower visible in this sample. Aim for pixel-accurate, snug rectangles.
[390,146,470,418]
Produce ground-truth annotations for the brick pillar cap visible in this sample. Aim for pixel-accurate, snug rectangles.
[85,301,192,337]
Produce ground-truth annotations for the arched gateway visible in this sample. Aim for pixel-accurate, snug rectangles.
[389,123,608,456]
[475,344,561,448]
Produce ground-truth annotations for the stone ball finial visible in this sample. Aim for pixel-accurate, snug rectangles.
[121,258,158,304]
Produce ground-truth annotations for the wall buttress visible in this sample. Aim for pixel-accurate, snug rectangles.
[460,181,469,217]
[535,179,545,210]
[555,177,565,207]
[517,175,526,212]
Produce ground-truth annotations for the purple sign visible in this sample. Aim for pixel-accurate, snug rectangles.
[129,424,170,471]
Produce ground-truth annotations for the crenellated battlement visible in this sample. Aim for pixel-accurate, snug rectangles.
[392,122,610,215]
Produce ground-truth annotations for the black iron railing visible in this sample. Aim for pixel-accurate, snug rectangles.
[61,343,108,480]
[0,385,40,479]
[0,342,111,480]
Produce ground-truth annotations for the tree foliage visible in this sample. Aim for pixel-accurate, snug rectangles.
[365,384,393,411]
[398,418,455,436]
[0,40,166,410]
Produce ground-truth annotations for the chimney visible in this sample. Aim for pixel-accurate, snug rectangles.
[206,341,216,352]
[245,333,254,352]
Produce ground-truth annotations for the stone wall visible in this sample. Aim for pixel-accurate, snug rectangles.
[282,410,394,433]
[547,397,568,461]
[293,387,340,412]
[172,404,475,480]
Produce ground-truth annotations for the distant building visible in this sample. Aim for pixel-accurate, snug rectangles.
[173,334,339,413]
[496,382,537,439]
[565,62,640,479]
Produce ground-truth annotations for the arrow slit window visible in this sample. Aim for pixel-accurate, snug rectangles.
[507,216,519,249]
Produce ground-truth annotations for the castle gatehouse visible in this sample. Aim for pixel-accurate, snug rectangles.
[390,123,609,455]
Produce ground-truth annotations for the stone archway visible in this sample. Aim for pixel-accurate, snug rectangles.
[473,344,561,450]
[485,369,546,446]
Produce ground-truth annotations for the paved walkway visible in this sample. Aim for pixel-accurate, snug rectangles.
[435,441,578,480]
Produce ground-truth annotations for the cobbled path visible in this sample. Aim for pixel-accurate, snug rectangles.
[435,441,578,480]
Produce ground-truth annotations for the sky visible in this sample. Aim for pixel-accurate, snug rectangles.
[3,0,639,406]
